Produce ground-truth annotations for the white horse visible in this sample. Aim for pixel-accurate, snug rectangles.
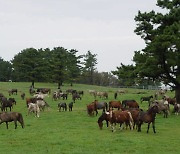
[36,100,50,111]
[28,103,40,117]
[34,93,49,99]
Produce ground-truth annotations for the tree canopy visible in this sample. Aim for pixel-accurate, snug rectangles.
[133,0,180,102]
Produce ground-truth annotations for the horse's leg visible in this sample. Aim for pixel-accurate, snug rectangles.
[106,120,109,127]
[14,121,17,129]
[152,121,156,133]
[147,123,150,133]
[6,122,8,129]
[137,122,142,132]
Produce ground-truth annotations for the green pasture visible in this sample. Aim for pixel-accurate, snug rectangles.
[0,82,179,154]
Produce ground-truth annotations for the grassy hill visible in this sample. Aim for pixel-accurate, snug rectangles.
[0,82,179,154]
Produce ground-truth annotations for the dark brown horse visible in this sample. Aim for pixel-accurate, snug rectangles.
[8,89,18,96]
[97,112,110,129]
[140,95,153,106]
[109,101,122,110]
[0,112,24,129]
[137,105,159,133]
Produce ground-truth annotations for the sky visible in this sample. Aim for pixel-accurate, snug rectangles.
[0,0,162,72]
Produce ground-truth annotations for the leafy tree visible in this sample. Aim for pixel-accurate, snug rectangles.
[0,57,12,81]
[66,49,82,86]
[11,48,41,87]
[82,51,97,85]
[112,63,137,86]
[50,47,69,89]
[133,0,180,102]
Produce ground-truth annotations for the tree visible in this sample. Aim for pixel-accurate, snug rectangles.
[11,48,41,87]
[82,51,97,85]
[112,63,137,86]
[66,49,82,86]
[133,0,180,102]
[0,57,12,81]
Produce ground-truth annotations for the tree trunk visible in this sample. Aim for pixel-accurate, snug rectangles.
[175,85,180,104]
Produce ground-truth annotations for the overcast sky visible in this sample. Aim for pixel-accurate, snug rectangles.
[0,0,162,72]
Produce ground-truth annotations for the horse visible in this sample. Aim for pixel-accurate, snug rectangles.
[58,102,67,112]
[137,105,159,133]
[34,93,49,99]
[21,92,25,100]
[109,101,122,110]
[36,100,50,111]
[107,110,134,132]
[122,108,142,129]
[173,103,180,115]
[166,97,176,105]
[87,103,96,116]
[93,100,108,115]
[122,100,139,108]
[28,103,40,117]
[140,95,153,106]
[152,100,170,118]
[68,102,73,111]
[97,112,111,129]
[0,112,24,129]
[114,92,118,99]
[8,89,18,96]
[96,92,108,99]
[37,88,51,94]
[1,98,16,111]
[72,93,81,103]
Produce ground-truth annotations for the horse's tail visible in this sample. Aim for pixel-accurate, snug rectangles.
[127,111,133,130]
[18,113,24,128]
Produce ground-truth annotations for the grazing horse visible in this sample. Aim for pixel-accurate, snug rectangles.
[97,112,111,129]
[8,89,18,96]
[68,102,73,111]
[93,100,108,115]
[137,105,159,133]
[0,112,24,129]
[109,101,122,110]
[107,110,134,132]
[58,102,67,112]
[122,100,139,108]
[28,103,40,117]
[96,92,108,99]
[36,100,50,111]
[87,103,96,116]
[37,88,51,94]
[166,97,176,105]
[72,93,81,103]
[34,93,49,99]
[140,95,153,106]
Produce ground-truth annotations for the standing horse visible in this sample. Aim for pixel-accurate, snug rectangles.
[107,110,134,132]
[58,102,67,112]
[93,100,108,115]
[0,112,24,129]
[97,112,110,129]
[109,101,122,110]
[140,95,153,106]
[122,100,139,108]
[137,105,159,133]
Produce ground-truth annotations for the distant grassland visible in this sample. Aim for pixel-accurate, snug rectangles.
[0,82,179,154]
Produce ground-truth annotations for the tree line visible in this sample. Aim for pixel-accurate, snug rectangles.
[0,48,118,88]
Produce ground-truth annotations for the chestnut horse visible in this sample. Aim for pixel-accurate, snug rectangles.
[109,101,122,110]
[107,110,133,132]
[137,105,159,133]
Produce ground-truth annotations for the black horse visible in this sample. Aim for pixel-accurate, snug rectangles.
[137,105,159,133]
[68,102,73,111]
[58,102,67,111]
[140,95,153,106]
[0,112,24,129]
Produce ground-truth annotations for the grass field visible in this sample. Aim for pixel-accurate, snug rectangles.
[0,82,179,154]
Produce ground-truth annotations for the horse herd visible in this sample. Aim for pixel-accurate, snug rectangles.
[0,87,179,135]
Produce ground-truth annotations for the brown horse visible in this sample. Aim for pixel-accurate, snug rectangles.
[0,112,24,129]
[137,105,159,133]
[122,100,139,108]
[109,101,122,110]
[97,112,110,129]
[108,110,134,132]
[87,103,96,116]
